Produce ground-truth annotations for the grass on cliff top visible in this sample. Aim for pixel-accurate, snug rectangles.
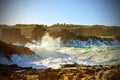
[0,24,120,29]
[12,25,36,29]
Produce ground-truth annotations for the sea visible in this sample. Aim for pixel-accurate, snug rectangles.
[0,33,120,69]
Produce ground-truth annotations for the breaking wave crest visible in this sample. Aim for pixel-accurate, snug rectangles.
[0,33,120,69]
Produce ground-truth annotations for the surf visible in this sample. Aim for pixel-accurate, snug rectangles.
[0,33,120,69]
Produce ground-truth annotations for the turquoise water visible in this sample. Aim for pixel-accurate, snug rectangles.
[0,33,120,69]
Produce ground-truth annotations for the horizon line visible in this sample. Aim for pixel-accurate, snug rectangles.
[0,23,120,27]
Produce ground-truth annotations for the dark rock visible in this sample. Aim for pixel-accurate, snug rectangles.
[48,28,77,40]
[102,69,120,80]
[32,25,47,40]
[96,66,120,80]
[0,41,34,56]
[0,64,120,80]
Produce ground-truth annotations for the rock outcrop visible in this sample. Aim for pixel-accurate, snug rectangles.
[0,27,2,40]
[68,26,120,37]
[1,28,27,43]
[96,65,120,80]
[48,28,77,40]
[0,24,120,43]
[32,25,47,40]
[0,41,34,55]
[0,64,120,80]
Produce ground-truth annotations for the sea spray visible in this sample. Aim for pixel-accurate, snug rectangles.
[0,33,120,69]
[40,32,61,51]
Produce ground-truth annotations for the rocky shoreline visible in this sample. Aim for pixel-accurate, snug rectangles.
[0,63,120,80]
[0,41,34,55]
[0,41,34,61]
[0,24,120,80]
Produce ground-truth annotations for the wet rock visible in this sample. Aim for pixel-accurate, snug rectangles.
[102,70,120,80]
[0,41,34,56]
[0,64,120,80]
[32,25,47,40]
[96,66,120,80]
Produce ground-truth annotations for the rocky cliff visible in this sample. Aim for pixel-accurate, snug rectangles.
[0,24,120,43]
[1,28,27,43]
[48,28,77,40]
[32,25,47,40]
[68,27,120,37]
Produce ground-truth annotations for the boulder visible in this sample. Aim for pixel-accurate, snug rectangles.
[0,41,34,55]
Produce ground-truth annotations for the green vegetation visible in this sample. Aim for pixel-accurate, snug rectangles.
[0,23,120,29]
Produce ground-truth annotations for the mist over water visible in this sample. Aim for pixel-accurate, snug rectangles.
[0,33,120,69]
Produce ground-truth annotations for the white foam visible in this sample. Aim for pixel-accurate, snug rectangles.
[0,33,120,69]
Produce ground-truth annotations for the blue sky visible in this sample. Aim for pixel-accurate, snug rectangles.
[0,0,120,26]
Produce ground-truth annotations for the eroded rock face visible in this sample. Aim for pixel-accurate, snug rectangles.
[0,25,120,43]
[32,25,47,40]
[1,28,27,43]
[0,41,34,55]
[0,27,2,40]
[48,28,77,40]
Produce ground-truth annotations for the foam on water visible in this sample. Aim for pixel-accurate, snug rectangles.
[0,33,120,69]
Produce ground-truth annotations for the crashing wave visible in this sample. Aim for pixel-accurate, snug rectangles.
[61,39,120,47]
[0,33,120,69]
